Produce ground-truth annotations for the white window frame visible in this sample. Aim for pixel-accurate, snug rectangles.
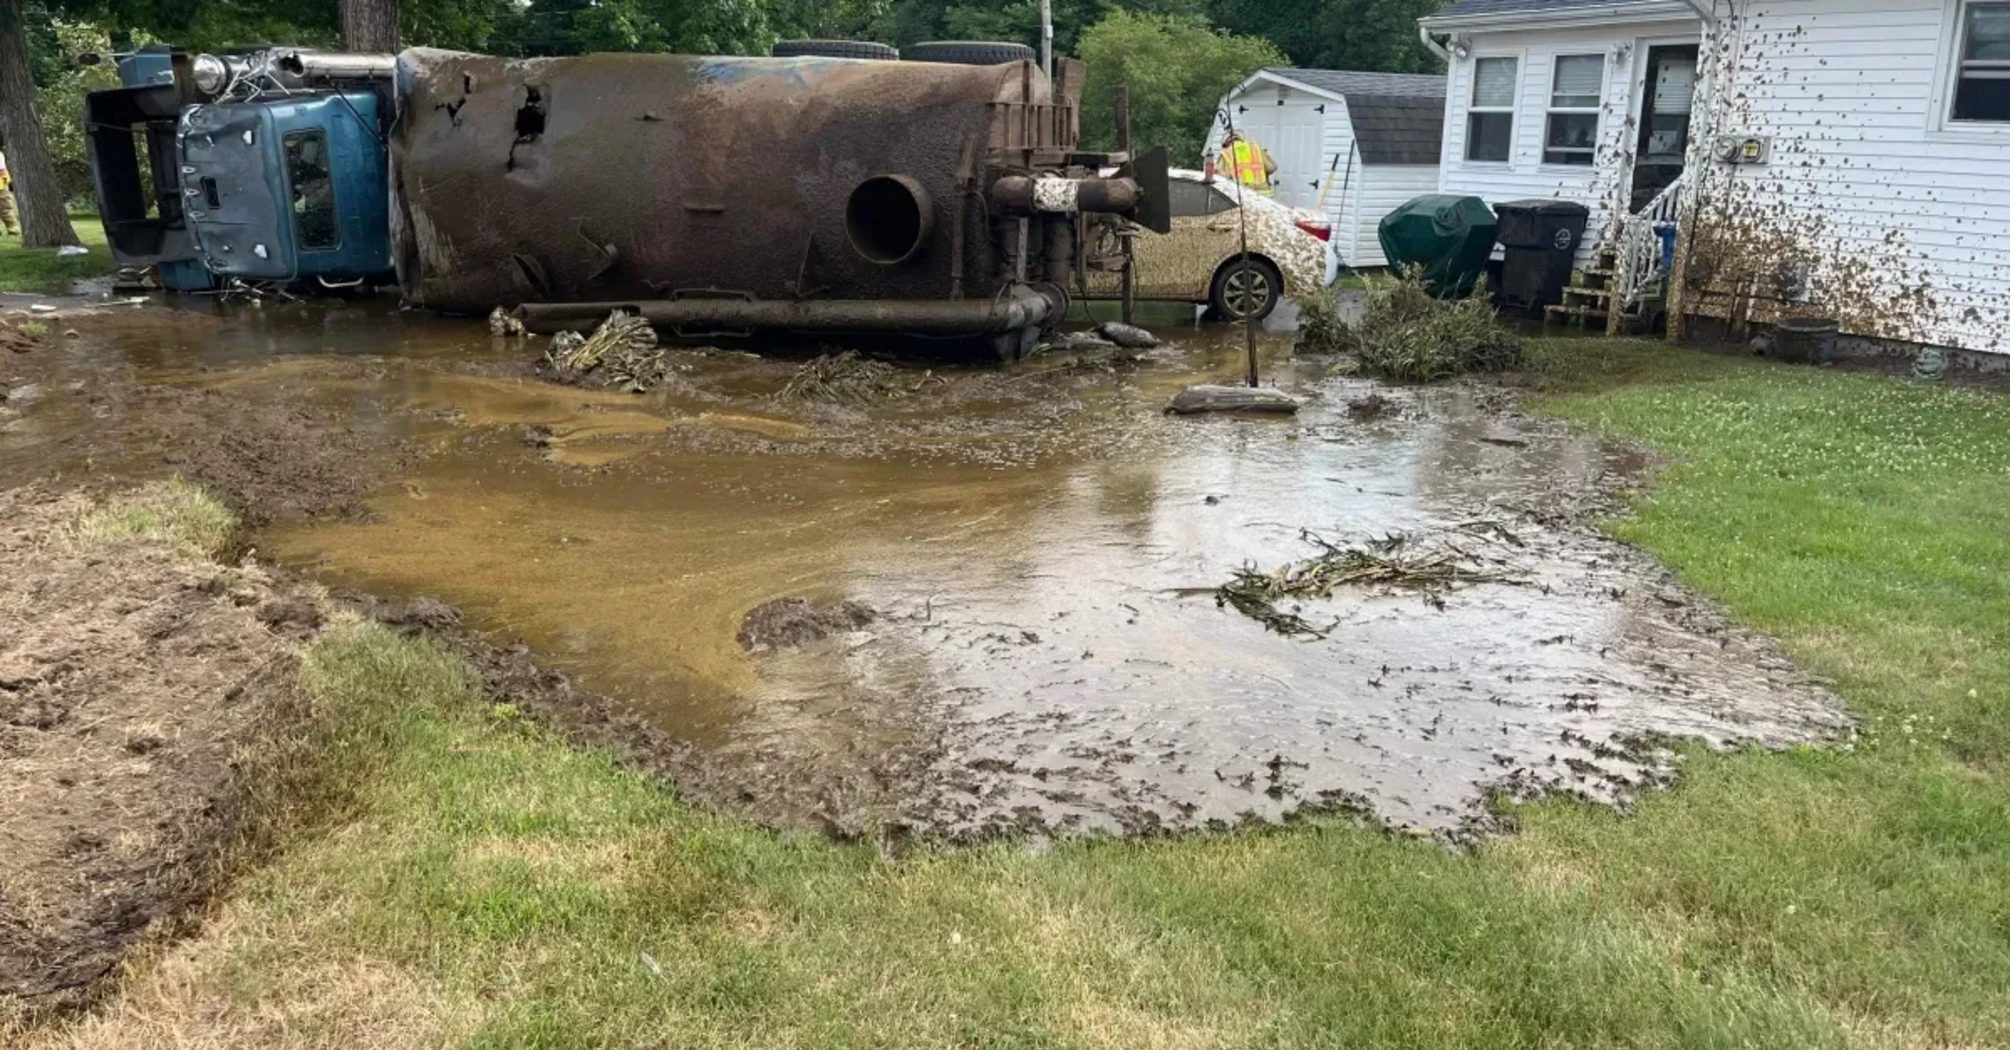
[1464,52,1522,165]
[1541,53,1606,168]
[1930,0,2010,138]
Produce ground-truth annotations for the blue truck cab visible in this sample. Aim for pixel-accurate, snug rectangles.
[85,47,396,291]
[179,92,393,284]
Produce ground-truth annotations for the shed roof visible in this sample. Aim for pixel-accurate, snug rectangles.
[1247,69,1448,167]
[1261,69,1447,100]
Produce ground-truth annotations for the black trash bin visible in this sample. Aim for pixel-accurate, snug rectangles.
[1494,199,1589,316]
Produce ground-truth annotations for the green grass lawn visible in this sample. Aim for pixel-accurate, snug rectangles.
[24,340,2010,1049]
[0,211,113,295]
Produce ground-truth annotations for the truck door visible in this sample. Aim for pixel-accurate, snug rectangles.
[180,104,294,280]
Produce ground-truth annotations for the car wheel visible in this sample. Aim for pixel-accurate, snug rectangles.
[1209,258,1282,322]
[772,39,899,60]
[901,41,1037,65]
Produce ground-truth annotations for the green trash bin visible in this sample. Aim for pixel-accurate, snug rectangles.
[1377,194,1498,297]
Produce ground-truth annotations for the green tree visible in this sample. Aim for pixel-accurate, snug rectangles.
[1208,0,1445,74]
[1075,9,1281,164]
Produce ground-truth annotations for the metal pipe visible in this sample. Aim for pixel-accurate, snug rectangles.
[1417,24,1451,61]
[513,288,1054,336]
[273,50,396,81]
[990,176,1141,214]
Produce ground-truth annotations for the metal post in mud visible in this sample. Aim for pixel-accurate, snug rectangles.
[1117,84,1136,326]
[1217,103,1261,388]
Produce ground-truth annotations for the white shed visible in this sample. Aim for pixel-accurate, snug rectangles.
[1206,69,1447,268]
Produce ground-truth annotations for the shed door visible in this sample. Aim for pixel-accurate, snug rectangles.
[1264,92,1325,210]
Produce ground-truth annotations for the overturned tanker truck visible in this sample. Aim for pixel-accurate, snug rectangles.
[391,49,1169,359]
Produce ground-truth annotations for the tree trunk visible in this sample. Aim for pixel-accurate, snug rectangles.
[0,0,80,248]
[340,0,401,53]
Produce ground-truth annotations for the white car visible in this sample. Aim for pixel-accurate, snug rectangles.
[1084,169,1335,321]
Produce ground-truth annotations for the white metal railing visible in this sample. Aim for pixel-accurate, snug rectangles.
[1611,173,1686,311]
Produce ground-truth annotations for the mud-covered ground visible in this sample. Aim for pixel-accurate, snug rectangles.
[2,301,1856,903]
[1,310,412,522]
[0,485,322,1011]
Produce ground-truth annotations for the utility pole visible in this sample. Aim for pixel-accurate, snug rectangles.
[1040,0,1054,81]
[1116,84,1135,326]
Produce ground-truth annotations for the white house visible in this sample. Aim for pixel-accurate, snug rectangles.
[1422,0,2010,357]
[1205,69,1446,268]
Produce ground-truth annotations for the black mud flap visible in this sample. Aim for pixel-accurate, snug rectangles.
[1129,145,1172,235]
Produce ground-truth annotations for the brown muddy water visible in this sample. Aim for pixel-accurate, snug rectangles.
[1,300,1851,840]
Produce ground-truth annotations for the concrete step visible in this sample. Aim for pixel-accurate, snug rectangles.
[1544,303,1609,324]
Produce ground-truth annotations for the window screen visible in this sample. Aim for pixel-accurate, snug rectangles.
[1953,2,2010,122]
[1550,54,1604,108]
[284,129,338,250]
[1471,56,1518,108]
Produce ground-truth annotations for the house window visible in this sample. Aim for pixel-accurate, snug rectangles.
[1952,1,2010,121]
[1544,54,1604,165]
[283,129,338,250]
[1466,56,1517,162]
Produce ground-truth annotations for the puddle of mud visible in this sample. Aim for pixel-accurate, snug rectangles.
[3,300,1850,840]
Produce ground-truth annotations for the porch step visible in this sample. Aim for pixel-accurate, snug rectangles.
[1544,303,1609,326]
[1561,285,1613,303]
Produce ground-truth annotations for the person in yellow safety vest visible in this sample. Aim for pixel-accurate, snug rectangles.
[0,149,18,237]
[1216,129,1276,195]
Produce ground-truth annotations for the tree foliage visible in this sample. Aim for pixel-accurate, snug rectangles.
[1210,0,1444,74]
[1076,10,1282,164]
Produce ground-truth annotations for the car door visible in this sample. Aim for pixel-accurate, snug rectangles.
[1126,177,1241,302]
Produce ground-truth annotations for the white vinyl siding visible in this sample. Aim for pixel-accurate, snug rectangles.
[1708,0,2010,352]
[1341,166,1442,267]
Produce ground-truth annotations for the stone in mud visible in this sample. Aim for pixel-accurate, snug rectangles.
[372,596,462,632]
[1165,384,1300,415]
[1345,392,1399,419]
[737,597,877,652]
[1042,330,1117,353]
[488,306,527,338]
[254,595,325,634]
[1094,321,1161,349]
[4,383,43,405]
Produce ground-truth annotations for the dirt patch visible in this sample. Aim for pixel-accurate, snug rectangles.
[0,486,326,1014]
[736,597,878,652]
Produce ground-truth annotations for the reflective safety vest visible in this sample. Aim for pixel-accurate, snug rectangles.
[1218,139,1271,194]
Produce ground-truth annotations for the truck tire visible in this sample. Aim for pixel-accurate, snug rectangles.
[1209,257,1283,323]
[772,39,899,60]
[901,41,1036,65]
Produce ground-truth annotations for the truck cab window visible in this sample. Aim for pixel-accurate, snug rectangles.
[284,130,338,250]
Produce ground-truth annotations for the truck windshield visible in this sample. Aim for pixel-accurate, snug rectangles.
[284,129,338,250]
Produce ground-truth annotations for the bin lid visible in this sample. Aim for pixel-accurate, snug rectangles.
[1495,198,1590,217]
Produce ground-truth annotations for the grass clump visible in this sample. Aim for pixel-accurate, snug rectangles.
[0,211,113,294]
[1304,270,1521,381]
[65,477,237,558]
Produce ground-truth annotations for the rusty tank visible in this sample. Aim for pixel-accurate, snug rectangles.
[389,49,1166,358]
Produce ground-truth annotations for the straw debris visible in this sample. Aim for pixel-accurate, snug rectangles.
[779,350,919,406]
[538,312,665,392]
[1218,531,1523,637]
